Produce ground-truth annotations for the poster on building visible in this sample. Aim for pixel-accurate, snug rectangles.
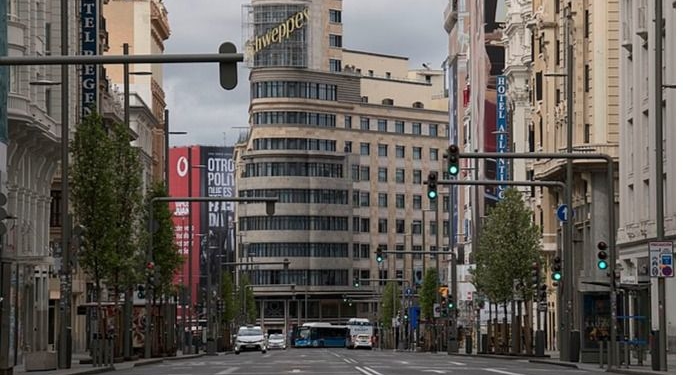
[199,146,235,294]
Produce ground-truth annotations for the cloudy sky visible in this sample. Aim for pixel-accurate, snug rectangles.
[163,0,448,147]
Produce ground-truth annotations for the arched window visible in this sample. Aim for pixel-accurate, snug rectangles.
[412,101,424,108]
[381,98,394,105]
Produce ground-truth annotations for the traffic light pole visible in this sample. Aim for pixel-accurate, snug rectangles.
[452,151,616,368]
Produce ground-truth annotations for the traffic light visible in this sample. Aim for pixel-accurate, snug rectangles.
[447,295,454,310]
[137,284,145,299]
[446,144,460,176]
[353,277,360,288]
[427,172,438,200]
[375,247,384,263]
[538,284,547,301]
[146,261,156,288]
[551,256,562,281]
[530,262,540,287]
[597,241,608,270]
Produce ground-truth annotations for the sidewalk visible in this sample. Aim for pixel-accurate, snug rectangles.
[450,350,677,375]
[12,352,205,375]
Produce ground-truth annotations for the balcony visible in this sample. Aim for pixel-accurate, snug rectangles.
[621,21,633,52]
[635,7,648,42]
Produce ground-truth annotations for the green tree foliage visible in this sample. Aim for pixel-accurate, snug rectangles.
[220,272,237,325]
[108,121,143,295]
[380,281,399,328]
[470,188,543,304]
[419,267,439,320]
[143,182,184,299]
[70,113,117,302]
[237,274,257,323]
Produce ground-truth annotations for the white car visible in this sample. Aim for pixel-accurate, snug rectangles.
[353,334,373,350]
[234,326,267,354]
[267,333,286,350]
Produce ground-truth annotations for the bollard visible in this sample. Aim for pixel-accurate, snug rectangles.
[599,340,604,368]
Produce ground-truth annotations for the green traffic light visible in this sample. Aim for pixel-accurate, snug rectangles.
[428,190,437,200]
[552,272,562,281]
[448,165,459,175]
[448,302,454,309]
[597,260,608,270]
[376,256,384,263]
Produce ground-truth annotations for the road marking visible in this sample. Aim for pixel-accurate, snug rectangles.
[484,368,526,375]
[355,366,383,375]
[449,361,466,366]
[344,357,358,364]
[215,368,239,375]
[422,370,447,374]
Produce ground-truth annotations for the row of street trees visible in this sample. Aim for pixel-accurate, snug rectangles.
[378,188,542,353]
[70,113,183,357]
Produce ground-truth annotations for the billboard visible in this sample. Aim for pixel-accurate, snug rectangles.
[168,146,236,308]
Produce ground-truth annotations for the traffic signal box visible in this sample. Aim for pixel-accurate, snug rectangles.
[597,241,609,270]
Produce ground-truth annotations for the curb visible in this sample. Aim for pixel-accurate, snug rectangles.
[606,368,671,375]
[528,359,580,369]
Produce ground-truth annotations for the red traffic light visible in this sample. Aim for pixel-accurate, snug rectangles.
[448,144,459,155]
[146,261,155,270]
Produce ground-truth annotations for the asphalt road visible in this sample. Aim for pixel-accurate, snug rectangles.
[115,349,600,375]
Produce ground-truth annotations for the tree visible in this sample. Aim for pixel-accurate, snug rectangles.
[236,274,257,324]
[419,268,439,321]
[220,272,237,326]
[470,188,542,353]
[471,188,542,304]
[70,113,118,333]
[142,182,184,300]
[380,281,399,329]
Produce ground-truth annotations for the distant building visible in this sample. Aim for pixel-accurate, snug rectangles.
[236,0,449,332]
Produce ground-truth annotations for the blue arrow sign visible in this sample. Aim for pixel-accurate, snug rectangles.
[557,204,569,222]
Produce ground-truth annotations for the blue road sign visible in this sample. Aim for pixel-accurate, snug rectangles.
[404,287,413,296]
[557,204,569,222]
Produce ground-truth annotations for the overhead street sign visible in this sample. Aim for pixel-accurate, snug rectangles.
[649,241,674,277]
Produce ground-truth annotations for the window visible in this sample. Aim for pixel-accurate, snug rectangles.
[429,148,438,161]
[368,70,374,77]
[412,147,422,160]
[412,102,424,108]
[584,124,590,143]
[351,165,359,181]
[385,72,391,78]
[395,145,405,158]
[360,166,370,181]
[585,10,589,37]
[584,64,590,92]
[395,121,404,133]
[395,245,404,260]
[396,219,405,234]
[360,218,370,232]
[329,9,342,23]
[378,119,387,132]
[395,168,405,183]
[556,89,561,105]
[361,117,370,130]
[382,98,394,105]
[329,34,343,48]
[50,190,62,227]
[345,116,352,128]
[395,194,405,209]
[361,96,368,103]
[412,220,422,235]
[535,72,543,101]
[360,192,370,207]
[378,218,388,233]
[378,144,388,157]
[344,141,352,153]
[412,122,422,135]
[360,143,370,155]
[412,170,422,184]
[413,195,422,210]
[429,124,438,137]
[45,88,52,117]
[378,167,387,182]
[330,59,341,72]
[430,221,437,236]
[378,193,388,207]
[45,23,52,54]
[556,40,560,66]
[442,196,450,212]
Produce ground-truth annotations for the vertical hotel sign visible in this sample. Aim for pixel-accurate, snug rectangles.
[496,76,507,199]
[81,0,98,116]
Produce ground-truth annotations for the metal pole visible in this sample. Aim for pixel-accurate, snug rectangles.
[654,0,667,371]
[188,148,194,352]
[57,0,71,367]
[563,6,576,362]
[122,42,132,360]
[164,109,169,192]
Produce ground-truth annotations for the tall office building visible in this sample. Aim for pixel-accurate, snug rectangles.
[236,0,449,332]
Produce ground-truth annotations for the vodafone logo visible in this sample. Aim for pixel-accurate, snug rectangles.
[177,156,188,177]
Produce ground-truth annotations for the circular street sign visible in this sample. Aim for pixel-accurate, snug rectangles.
[661,266,673,277]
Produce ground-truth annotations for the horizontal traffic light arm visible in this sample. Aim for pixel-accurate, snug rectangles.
[0,51,243,66]
[380,250,453,255]
[426,179,565,191]
[223,260,290,268]
[360,278,409,284]
[150,196,278,204]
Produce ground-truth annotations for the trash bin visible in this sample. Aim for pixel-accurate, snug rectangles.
[569,330,580,362]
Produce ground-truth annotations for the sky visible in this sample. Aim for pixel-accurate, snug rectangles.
[162,0,448,147]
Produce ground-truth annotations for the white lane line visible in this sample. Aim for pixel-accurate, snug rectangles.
[449,361,466,366]
[344,358,353,364]
[363,366,383,375]
[215,368,239,375]
[347,357,358,363]
[355,366,374,375]
[484,368,527,375]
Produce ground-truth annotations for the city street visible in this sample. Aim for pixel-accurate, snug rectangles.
[111,349,598,375]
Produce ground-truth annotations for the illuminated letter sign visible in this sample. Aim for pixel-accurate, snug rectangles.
[496,75,507,199]
[249,8,309,54]
[81,0,98,117]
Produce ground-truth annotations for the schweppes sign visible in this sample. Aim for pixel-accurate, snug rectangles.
[248,8,309,54]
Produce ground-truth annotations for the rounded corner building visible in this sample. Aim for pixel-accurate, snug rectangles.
[237,0,451,336]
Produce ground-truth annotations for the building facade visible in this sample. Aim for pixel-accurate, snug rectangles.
[617,0,676,353]
[236,0,449,333]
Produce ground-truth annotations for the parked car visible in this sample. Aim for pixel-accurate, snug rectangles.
[267,333,287,350]
[234,326,267,354]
